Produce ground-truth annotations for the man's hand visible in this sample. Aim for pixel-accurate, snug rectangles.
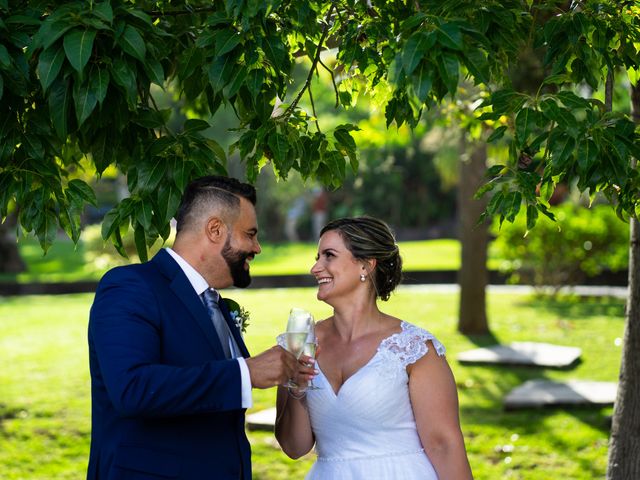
[245,346,299,389]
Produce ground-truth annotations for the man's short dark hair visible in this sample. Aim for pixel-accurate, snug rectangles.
[175,176,257,233]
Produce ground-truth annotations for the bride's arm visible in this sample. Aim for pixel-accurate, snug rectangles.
[274,358,315,459]
[409,343,473,479]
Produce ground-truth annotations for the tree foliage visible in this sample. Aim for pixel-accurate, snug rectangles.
[1,0,639,261]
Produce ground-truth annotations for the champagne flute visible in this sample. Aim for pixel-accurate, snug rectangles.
[281,308,313,388]
[302,319,320,390]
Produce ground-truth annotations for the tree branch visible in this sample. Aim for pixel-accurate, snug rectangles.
[308,85,321,133]
[280,4,336,119]
[605,67,613,112]
[318,56,340,108]
[145,7,217,18]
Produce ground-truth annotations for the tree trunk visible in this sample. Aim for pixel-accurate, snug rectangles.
[607,82,640,479]
[0,212,26,273]
[457,141,489,334]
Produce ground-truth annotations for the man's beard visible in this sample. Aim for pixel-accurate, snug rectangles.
[221,236,252,288]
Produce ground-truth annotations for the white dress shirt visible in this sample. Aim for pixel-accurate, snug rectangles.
[166,248,253,408]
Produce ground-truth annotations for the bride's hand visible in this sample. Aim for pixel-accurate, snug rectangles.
[292,354,317,391]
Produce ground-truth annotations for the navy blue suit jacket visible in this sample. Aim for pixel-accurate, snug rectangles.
[87,249,252,479]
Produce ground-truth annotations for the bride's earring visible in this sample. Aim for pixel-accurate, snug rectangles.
[360,273,366,282]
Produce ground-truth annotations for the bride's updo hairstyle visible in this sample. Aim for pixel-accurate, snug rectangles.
[320,216,402,301]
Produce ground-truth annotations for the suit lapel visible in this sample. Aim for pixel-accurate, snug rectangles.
[219,299,250,358]
[152,250,227,358]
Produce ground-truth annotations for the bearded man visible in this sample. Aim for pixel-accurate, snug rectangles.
[87,175,300,479]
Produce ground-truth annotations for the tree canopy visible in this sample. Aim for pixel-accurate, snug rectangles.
[1,0,639,260]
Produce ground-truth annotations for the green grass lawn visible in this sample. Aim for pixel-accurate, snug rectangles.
[0,288,624,479]
[2,236,504,283]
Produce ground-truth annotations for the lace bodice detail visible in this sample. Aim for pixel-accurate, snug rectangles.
[304,321,445,479]
[380,321,446,366]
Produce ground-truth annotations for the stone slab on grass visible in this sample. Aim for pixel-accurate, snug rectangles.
[246,407,276,431]
[504,380,617,410]
[457,342,582,368]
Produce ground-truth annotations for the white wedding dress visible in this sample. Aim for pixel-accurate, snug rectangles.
[305,321,446,479]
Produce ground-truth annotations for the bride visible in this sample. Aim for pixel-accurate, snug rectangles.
[275,216,473,479]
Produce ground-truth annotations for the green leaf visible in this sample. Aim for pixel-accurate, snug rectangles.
[24,135,44,159]
[92,130,117,174]
[488,89,526,115]
[268,131,290,166]
[0,75,3,101]
[215,29,241,56]
[144,57,164,87]
[48,77,71,138]
[526,203,539,230]
[178,47,203,79]
[0,44,10,68]
[262,34,287,70]
[124,8,152,26]
[461,48,489,85]
[32,19,73,52]
[436,52,459,98]
[542,74,570,85]
[195,30,216,49]
[550,133,575,170]
[138,158,166,193]
[207,54,235,92]
[402,32,435,75]
[67,178,97,206]
[487,126,508,143]
[91,2,113,23]
[37,45,66,92]
[172,159,193,191]
[183,119,211,133]
[134,222,148,262]
[576,139,598,179]
[333,127,356,152]
[556,91,590,109]
[207,138,227,166]
[437,22,463,50]
[91,66,109,105]
[515,108,539,144]
[118,24,146,62]
[224,65,246,98]
[58,203,80,243]
[504,191,522,222]
[136,199,153,230]
[37,210,58,254]
[400,13,427,33]
[63,28,96,73]
[110,57,136,105]
[246,69,264,100]
[412,61,433,103]
[73,77,98,127]
[155,185,181,225]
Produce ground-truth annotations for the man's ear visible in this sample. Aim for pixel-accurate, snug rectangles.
[205,216,227,244]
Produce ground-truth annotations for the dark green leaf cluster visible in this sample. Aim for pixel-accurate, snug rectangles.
[1,0,640,258]
[475,1,640,229]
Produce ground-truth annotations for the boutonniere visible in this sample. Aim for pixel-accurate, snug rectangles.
[224,298,250,333]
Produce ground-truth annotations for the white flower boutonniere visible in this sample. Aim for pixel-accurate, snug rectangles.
[224,299,250,334]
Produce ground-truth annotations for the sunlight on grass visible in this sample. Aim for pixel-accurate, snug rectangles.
[0,289,623,479]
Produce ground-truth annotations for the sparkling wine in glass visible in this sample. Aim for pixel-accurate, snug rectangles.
[281,308,313,388]
[302,320,320,390]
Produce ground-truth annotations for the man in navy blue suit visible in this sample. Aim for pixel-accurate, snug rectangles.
[87,175,300,479]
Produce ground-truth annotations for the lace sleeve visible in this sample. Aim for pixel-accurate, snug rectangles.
[381,322,446,368]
